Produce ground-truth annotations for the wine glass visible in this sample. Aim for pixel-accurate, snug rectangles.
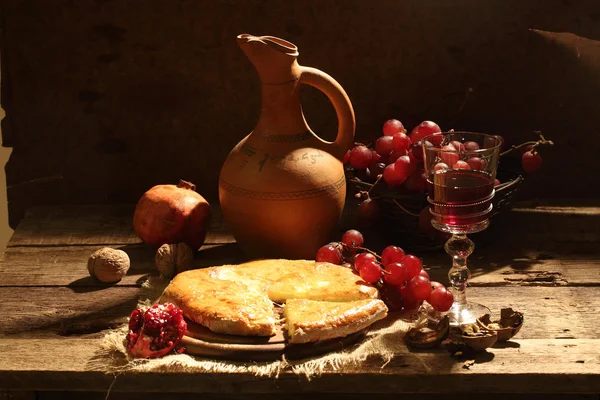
[421,132,503,326]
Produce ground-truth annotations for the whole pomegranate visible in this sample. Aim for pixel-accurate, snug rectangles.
[133,180,211,250]
[126,303,188,358]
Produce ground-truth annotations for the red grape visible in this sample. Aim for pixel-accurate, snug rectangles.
[358,198,379,228]
[428,287,454,312]
[380,283,404,311]
[407,275,432,301]
[453,160,470,170]
[434,162,449,172]
[408,150,420,165]
[400,284,416,302]
[387,149,407,164]
[383,119,405,136]
[341,229,364,249]
[360,260,382,283]
[349,145,373,170]
[392,132,411,152]
[384,262,407,286]
[381,245,405,267]
[383,163,408,186]
[440,144,459,165]
[466,157,485,170]
[410,121,441,143]
[419,269,430,280]
[404,168,427,192]
[371,150,382,164]
[494,178,501,186]
[464,141,480,151]
[428,133,444,147]
[354,252,377,272]
[402,297,422,311]
[369,162,386,177]
[395,155,414,178]
[403,254,423,279]
[430,281,444,291]
[375,136,395,157]
[343,150,351,164]
[522,150,542,173]
[411,140,433,161]
[316,244,342,264]
[406,275,431,300]
[450,140,465,151]
[327,241,344,253]
[356,167,372,182]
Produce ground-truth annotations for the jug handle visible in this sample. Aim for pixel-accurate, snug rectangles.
[299,66,356,160]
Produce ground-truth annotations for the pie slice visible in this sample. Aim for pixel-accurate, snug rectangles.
[159,259,381,337]
[284,298,388,344]
[160,268,277,336]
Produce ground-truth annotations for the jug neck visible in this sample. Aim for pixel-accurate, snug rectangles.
[254,74,309,138]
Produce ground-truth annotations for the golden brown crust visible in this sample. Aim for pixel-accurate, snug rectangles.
[159,259,380,337]
[284,299,388,344]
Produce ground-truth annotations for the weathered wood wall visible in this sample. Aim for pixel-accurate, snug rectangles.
[2,0,600,228]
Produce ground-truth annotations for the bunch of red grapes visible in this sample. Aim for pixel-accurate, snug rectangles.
[316,229,454,313]
[346,119,545,227]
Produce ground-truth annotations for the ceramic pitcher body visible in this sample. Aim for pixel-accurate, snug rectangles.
[219,34,355,259]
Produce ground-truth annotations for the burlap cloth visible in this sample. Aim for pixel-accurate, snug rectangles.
[95,276,422,380]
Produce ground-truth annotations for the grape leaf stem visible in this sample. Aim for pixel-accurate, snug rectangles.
[499,131,554,157]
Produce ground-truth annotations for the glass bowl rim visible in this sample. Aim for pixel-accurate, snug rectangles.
[421,131,504,154]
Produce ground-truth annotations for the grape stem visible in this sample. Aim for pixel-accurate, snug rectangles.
[340,242,382,260]
[367,174,383,196]
[499,131,554,157]
[392,199,420,217]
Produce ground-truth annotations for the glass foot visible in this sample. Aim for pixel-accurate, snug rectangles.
[447,302,490,326]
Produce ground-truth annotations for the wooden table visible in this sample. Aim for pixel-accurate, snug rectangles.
[1,201,600,399]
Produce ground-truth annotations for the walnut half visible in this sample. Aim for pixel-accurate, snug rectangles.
[155,243,194,278]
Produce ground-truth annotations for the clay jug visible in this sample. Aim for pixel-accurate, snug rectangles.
[219,34,355,260]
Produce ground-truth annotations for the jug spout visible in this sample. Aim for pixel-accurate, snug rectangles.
[237,34,300,84]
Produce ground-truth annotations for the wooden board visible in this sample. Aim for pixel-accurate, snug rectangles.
[8,205,233,247]
[1,337,600,393]
[1,285,599,341]
[182,319,367,361]
[0,243,246,287]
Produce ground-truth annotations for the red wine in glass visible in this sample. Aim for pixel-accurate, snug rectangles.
[427,169,494,227]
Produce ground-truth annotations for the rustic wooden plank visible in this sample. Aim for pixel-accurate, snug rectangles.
[35,393,600,400]
[0,391,36,400]
[2,242,598,288]
[8,205,232,247]
[1,286,598,340]
[9,202,600,249]
[0,287,140,337]
[0,337,599,393]
[424,256,600,287]
[0,243,246,287]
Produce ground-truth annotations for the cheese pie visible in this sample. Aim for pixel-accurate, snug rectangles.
[160,259,386,340]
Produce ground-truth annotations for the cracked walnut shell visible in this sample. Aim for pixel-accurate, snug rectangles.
[155,243,194,278]
[88,247,130,283]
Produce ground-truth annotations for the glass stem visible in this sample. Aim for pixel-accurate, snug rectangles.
[445,233,475,306]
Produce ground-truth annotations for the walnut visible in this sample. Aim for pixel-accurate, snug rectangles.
[88,247,130,283]
[155,243,194,278]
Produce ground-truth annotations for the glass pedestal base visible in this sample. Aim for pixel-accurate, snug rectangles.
[447,302,491,326]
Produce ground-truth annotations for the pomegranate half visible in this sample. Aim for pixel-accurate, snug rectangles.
[133,180,211,250]
[126,303,188,358]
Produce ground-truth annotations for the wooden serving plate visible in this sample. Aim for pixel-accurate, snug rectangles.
[180,309,367,361]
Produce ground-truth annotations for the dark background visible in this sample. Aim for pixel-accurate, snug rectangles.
[2,0,599,228]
